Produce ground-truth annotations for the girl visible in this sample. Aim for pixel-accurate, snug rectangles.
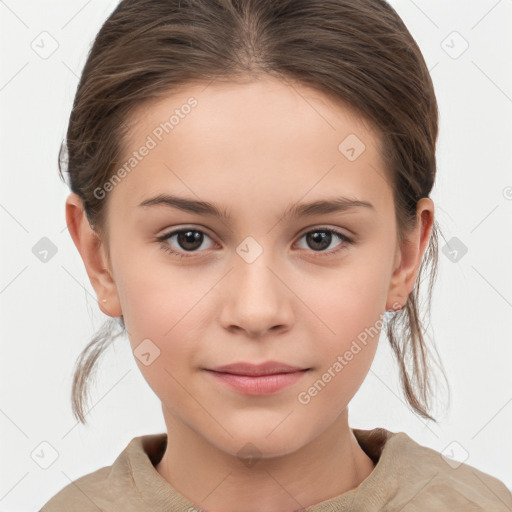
[40,0,511,510]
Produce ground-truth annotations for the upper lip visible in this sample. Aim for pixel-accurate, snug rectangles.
[206,361,309,376]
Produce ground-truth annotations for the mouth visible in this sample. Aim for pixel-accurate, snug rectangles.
[206,361,310,377]
[203,361,310,395]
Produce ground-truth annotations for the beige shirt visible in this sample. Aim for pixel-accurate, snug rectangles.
[40,427,512,511]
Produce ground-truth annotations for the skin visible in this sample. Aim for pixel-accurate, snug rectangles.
[66,75,434,512]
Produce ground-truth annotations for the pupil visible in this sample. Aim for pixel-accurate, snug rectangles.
[178,230,203,250]
[308,231,331,251]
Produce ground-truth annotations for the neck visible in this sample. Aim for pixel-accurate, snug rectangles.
[155,409,375,512]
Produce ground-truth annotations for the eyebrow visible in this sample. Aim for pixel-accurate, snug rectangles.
[138,193,374,221]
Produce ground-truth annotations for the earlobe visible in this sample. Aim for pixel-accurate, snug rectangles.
[65,193,123,318]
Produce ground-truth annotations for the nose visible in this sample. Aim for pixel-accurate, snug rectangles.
[218,253,294,338]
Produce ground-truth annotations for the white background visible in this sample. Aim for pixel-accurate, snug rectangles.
[1,1,511,510]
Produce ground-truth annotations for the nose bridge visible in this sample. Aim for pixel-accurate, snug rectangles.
[220,237,293,335]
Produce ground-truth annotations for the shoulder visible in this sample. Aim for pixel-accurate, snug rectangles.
[39,434,166,511]
[39,465,113,511]
[358,428,512,511]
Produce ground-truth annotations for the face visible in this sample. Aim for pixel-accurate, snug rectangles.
[87,76,407,458]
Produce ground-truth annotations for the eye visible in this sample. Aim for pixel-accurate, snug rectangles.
[295,227,352,257]
[155,226,353,260]
[155,228,216,259]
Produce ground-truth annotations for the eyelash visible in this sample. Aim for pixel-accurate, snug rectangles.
[155,227,353,260]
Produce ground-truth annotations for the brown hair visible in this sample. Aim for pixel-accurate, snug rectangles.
[60,0,449,425]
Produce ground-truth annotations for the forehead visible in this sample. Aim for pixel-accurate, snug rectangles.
[126,76,381,150]
[107,77,392,220]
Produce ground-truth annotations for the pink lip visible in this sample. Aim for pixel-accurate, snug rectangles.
[204,361,310,395]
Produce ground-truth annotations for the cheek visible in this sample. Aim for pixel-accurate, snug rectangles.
[115,252,213,339]
[295,259,388,402]
[113,260,213,386]
[120,288,204,419]
[302,256,390,344]
[295,329,378,434]
[297,304,381,421]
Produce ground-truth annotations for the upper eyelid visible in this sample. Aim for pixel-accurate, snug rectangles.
[159,224,350,236]
[296,225,352,238]
[158,225,217,243]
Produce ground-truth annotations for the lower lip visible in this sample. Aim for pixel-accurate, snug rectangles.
[205,370,309,395]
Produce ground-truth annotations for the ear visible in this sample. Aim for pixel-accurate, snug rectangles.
[65,192,123,318]
[386,198,435,310]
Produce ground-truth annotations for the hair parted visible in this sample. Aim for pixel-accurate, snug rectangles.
[60,0,449,425]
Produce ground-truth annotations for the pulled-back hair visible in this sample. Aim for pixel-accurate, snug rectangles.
[60,0,449,424]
